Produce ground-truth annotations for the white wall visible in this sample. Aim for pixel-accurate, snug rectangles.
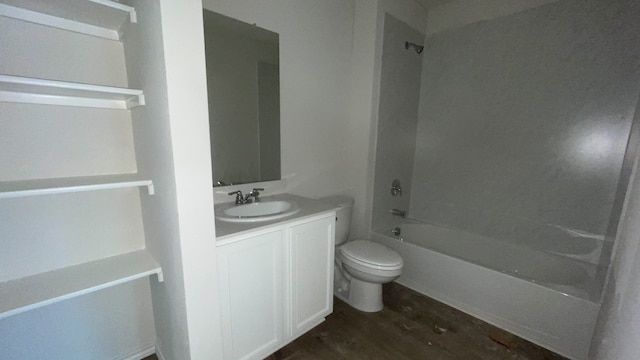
[347,0,379,239]
[0,190,145,281]
[0,280,155,360]
[0,16,128,86]
[159,0,223,357]
[0,104,136,181]
[0,9,154,360]
[0,16,136,180]
[124,0,223,358]
[202,0,356,201]
[378,0,428,34]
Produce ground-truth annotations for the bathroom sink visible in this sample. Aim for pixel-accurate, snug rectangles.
[216,200,300,223]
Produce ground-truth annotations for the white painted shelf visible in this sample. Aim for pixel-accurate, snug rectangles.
[0,250,163,319]
[0,0,136,41]
[0,74,145,109]
[0,175,154,199]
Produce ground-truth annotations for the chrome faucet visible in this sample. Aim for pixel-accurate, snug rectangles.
[228,190,246,205]
[247,188,264,202]
[228,188,265,205]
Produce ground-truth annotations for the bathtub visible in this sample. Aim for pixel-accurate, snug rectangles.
[371,222,601,360]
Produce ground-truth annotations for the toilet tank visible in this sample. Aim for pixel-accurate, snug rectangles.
[319,195,354,246]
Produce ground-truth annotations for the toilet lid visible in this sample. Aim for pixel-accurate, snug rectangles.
[340,240,403,269]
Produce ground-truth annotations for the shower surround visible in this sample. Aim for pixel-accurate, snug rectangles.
[370,1,640,359]
[410,0,640,270]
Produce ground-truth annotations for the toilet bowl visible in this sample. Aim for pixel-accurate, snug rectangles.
[320,195,404,312]
[339,239,403,312]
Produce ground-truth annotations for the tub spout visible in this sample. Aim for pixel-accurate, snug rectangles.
[390,209,406,218]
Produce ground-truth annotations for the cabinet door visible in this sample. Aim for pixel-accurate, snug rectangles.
[217,229,284,360]
[287,215,335,338]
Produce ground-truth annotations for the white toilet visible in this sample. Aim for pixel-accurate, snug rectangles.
[322,195,403,312]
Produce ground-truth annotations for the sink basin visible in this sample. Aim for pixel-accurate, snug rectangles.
[216,200,300,223]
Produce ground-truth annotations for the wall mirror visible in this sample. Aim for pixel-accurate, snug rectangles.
[203,10,281,186]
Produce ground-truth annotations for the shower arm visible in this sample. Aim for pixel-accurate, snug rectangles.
[405,41,424,54]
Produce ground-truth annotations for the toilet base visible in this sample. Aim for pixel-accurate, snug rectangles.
[333,268,384,312]
[334,264,351,304]
[348,277,383,312]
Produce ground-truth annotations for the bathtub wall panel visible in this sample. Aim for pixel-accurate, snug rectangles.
[410,0,640,262]
[371,14,424,232]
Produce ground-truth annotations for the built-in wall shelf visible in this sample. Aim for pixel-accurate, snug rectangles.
[0,0,136,41]
[0,175,154,199]
[0,74,145,109]
[0,249,163,320]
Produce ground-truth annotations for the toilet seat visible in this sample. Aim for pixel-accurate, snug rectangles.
[340,240,403,271]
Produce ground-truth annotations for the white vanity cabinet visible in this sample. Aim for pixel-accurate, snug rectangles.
[216,212,335,360]
[217,228,285,360]
[287,216,335,339]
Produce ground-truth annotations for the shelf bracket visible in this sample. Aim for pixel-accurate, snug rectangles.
[127,7,137,23]
[146,182,155,196]
[89,0,137,23]
[125,93,145,109]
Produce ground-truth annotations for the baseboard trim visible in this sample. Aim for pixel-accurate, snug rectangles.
[156,345,166,360]
[115,343,156,360]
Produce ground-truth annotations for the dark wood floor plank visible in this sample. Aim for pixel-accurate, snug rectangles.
[306,304,413,360]
[334,301,455,359]
[277,283,568,360]
[142,282,568,360]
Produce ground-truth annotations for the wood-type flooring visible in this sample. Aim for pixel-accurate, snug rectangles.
[144,282,568,360]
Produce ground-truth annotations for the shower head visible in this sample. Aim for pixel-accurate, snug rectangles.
[405,41,424,54]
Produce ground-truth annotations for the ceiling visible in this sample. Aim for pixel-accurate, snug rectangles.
[414,0,456,9]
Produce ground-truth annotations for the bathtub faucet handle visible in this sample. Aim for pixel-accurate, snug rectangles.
[390,208,406,218]
[391,179,402,196]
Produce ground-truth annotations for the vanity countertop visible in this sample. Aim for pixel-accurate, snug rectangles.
[215,193,338,242]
